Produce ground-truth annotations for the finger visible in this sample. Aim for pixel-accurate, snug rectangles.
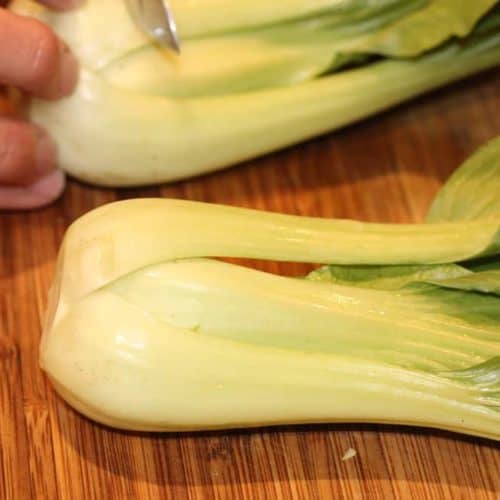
[0,119,57,186]
[0,9,78,99]
[0,169,65,210]
[37,0,85,10]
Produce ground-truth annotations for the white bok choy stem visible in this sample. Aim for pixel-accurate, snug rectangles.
[29,33,500,186]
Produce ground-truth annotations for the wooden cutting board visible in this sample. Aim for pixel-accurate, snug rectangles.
[1,69,499,500]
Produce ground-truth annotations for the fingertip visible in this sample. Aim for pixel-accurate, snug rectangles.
[0,120,58,185]
[0,12,80,100]
[0,170,66,210]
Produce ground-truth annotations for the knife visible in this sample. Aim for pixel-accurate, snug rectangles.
[125,0,181,53]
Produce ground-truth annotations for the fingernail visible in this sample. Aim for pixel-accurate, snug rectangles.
[35,133,58,176]
[31,169,66,204]
[58,45,79,96]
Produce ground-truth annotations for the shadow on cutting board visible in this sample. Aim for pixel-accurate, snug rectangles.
[55,398,500,492]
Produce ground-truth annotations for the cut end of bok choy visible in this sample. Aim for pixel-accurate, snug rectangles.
[9,0,500,186]
[41,137,500,439]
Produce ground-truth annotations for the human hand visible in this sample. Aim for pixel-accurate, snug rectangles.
[0,1,83,210]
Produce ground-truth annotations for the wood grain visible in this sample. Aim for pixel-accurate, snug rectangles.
[1,68,500,500]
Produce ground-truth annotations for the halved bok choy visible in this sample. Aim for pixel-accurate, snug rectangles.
[41,137,500,439]
[9,0,500,186]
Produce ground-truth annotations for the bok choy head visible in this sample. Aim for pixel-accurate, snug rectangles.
[41,137,500,439]
[9,0,500,186]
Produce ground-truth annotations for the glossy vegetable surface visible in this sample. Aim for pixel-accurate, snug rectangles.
[41,137,500,439]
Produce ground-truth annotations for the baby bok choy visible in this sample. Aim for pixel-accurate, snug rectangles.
[42,137,500,439]
[9,0,500,186]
